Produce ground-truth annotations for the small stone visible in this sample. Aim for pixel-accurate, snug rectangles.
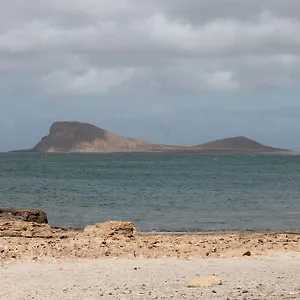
[188,276,222,288]
[243,251,251,256]
[242,290,248,293]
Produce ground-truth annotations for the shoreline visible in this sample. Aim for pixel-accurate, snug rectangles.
[1,220,300,299]
[1,220,300,263]
[7,149,300,155]
[137,230,300,235]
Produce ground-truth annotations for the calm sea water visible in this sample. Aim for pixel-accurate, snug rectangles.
[1,152,300,232]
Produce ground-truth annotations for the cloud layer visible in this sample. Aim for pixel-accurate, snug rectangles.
[1,0,300,95]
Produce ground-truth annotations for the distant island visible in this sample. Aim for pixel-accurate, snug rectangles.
[12,121,291,154]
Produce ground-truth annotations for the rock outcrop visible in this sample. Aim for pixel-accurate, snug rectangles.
[0,209,53,238]
[0,208,48,224]
[84,221,136,238]
[0,220,54,238]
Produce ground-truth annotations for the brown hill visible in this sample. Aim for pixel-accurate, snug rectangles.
[190,136,284,153]
[14,121,289,153]
[30,121,166,153]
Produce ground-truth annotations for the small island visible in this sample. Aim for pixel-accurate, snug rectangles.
[12,121,291,154]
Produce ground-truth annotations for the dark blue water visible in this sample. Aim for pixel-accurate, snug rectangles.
[1,152,300,232]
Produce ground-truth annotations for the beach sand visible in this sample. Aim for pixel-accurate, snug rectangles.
[1,253,300,299]
[1,221,300,299]
[1,227,300,261]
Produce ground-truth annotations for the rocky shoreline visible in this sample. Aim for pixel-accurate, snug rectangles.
[1,208,300,262]
[2,209,300,300]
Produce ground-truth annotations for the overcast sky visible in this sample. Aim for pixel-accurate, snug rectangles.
[1,0,300,151]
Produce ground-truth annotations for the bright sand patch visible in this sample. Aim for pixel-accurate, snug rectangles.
[1,253,300,300]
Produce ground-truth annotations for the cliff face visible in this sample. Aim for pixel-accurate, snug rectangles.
[16,121,288,153]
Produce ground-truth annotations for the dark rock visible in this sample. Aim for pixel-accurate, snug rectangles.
[0,208,48,224]
[243,251,251,256]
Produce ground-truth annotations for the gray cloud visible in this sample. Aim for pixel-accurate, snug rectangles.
[0,0,300,95]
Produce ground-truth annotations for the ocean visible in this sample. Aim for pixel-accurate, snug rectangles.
[1,152,300,232]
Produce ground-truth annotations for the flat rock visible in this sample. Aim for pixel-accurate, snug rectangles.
[0,208,48,224]
[84,221,135,237]
[188,276,222,288]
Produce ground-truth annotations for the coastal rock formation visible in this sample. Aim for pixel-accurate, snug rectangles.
[12,121,289,153]
[0,209,77,238]
[0,218,135,239]
[1,217,300,262]
[0,208,48,224]
[84,221,136,238]
[0,220,54,238]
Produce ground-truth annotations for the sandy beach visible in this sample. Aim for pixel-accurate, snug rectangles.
[1,220,300,299]
[1,253,300,299]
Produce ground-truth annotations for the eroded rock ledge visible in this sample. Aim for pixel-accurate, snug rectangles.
[0,208,48,224]
[0,208,134,239]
